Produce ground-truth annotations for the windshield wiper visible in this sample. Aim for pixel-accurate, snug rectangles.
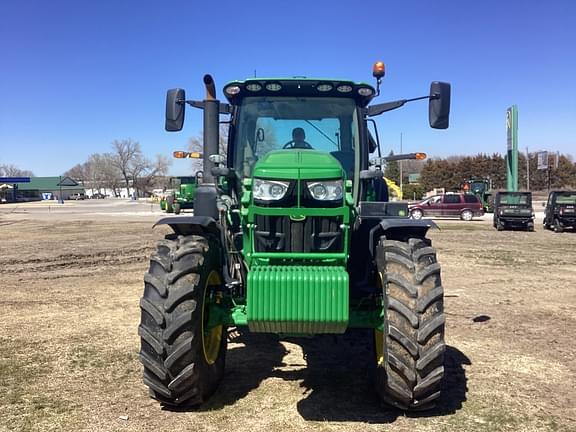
[304,120,338,146]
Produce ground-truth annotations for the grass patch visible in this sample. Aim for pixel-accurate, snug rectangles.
[437,400,568,432]
[0,338,82,431]
[435,223,491,231]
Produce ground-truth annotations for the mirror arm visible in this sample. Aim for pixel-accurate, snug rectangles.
[186,100,204,110]
[185,100,232,114]
[367,95,435,117]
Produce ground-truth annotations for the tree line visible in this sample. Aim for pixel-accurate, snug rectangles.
[63,139,171,197]
[384,152,576,199]
[0,164,34,177]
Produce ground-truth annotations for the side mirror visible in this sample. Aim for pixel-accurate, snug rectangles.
[429,82,451,129]
[165,88,186,131]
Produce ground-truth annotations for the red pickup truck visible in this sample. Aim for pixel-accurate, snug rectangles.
[409,193,485,221]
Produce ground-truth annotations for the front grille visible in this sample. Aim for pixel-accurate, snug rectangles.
[254,215,342,253]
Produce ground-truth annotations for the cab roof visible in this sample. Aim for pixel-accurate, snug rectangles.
[223,77,377,107]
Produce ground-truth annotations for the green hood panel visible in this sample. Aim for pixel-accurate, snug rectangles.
[253,150,344,180]
[247,265,349,334]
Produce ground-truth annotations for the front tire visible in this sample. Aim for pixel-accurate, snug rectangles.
[173,203,181,215]
[554,218,564,233]
[374,237,445,411]
[139,234,226,406]
[460,210,473,221]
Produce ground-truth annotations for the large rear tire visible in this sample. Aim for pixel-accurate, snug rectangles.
[374,237,445,411]
[139,234,226,406]
[165,196,174,213]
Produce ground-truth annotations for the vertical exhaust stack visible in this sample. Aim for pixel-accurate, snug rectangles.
[194,74,220,219]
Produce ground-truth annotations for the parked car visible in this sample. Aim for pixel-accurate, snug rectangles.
[91,193,107,199]
[409,193,484,221]
[68,193,86,200]
[493,191,534,231]
[543,191,576,232]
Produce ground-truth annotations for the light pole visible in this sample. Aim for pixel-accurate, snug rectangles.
[526,147,530,191]
[399,133,403,195]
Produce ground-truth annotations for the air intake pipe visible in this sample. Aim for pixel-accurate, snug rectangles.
[193,74,219,219]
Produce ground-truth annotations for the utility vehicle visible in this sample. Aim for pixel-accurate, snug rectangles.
[544,191,576,232]
[493,191,534,231]
[138,63,451,410]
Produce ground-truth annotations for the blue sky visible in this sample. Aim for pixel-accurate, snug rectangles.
[1,0,575,176]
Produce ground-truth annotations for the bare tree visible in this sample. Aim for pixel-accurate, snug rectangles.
[187,125,230,173]
[135,155,172,194]
[0,164,34,177]
[187,135,204,173]
[62,141,173,198]
[99,153,123,196]
[111,138,142,196]
[63,163,88,182]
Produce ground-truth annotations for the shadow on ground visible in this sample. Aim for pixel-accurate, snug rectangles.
[193,329,469,422]
[195,331,288,411]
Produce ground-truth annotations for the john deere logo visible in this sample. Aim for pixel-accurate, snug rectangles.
[290,215,306,222]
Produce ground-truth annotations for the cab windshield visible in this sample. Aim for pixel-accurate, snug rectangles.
[555,193,576,204]
[498,193,531,205]
[232,97,360,179]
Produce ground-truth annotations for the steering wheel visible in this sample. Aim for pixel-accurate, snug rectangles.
[282,140,313,149]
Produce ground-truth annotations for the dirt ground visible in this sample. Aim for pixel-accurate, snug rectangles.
[0,205,575,431]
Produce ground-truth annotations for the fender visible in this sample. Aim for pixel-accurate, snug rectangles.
[368,218,438,257]
[153,216,219,236]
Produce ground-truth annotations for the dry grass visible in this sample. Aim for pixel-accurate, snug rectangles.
[0,214,574,431]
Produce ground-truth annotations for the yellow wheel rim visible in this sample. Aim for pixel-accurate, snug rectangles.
[201,270,223,365]
[375,271,385,366]
[375,329,384,366]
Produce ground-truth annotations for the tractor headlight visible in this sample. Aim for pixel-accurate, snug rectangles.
[307,180,343,201]
[253,179,289,201]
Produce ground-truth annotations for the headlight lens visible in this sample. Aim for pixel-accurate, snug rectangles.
[253,179,289,201]
[307,180,343,201]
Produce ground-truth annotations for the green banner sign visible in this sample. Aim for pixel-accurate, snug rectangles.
[506,105,518,191]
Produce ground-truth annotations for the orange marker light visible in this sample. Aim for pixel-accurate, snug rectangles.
[188,152,202,159]
[415,152,427,160]
[372,61,386,79]
[173,151,187,158]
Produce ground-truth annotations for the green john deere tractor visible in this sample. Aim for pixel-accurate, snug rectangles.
[464,177,492,212]
[139,64,451,410]
[160,173,202,214]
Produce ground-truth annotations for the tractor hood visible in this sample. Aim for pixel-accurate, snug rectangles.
[252,150,345,180]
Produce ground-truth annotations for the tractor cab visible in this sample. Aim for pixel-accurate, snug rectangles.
[224,78,375,202]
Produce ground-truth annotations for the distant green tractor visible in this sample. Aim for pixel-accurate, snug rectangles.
[139,64,451,410]
[160,173,202,214]
[464,177,492,212]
